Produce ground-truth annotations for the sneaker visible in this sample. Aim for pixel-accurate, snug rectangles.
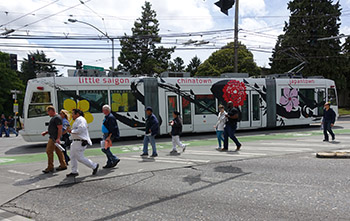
[170,150,178,154]
[103,164,113,169]
[55,166,67,171]
[92,164,99,175]
[332,136,335,141]
[42,169,54,174]
[150,153,158,157]
[220,148,228,152]
[111,159,120,168]
[66,172,79,177]
[182,145,187,152]
[236,145,242,151]
[323,140,329,142]
[140,153,148,157]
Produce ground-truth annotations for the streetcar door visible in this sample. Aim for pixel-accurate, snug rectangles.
[180,96,193,132]
[316,88,326,116]
[166,93,179,133]
[250,91,262,127]
[239,92,250,128]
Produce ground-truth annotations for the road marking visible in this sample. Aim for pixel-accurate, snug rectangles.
[130,155,210,163]
[186,150,267,156]
[122,157,195,165]
[0,158,15,164]
[8,170,31,176]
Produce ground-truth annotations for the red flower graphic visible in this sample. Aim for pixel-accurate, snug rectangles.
[222,80,247,106]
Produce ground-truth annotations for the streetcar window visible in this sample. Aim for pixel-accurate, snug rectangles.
[110,90,137,112]
[328,88,337,105]
[28,92,52,118]
[31,92,51,103]
[57,91,77,112]
[182,97,191,125]
[195,95,216,114]
[299,89,314,106]
[79,90,108,113]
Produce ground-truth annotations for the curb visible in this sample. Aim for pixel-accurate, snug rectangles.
[316,152,350,158]
[0,209,30,221]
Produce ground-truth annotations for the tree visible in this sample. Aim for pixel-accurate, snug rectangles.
[269,0,344,86]
[118,1,174,76]
[169,57,185,72]
[0,52,25,116]
[186,55,201,76]
[196,42,260,76]
[20,50,58,84]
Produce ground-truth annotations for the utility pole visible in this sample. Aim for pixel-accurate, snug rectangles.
[234,0,239,73]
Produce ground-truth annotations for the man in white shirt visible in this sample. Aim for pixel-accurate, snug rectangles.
[66,109,99,177]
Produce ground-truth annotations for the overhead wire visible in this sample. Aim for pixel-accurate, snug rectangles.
[0,0,60,28]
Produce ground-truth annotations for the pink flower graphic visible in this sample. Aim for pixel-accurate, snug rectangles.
[280,87,299,112]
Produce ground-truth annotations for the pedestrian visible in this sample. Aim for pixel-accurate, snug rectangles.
[41,106,67,173]
[140,107,159,157]
[322,102,336,142]
[101,105,120,169]
[0,114,9,137]
[7,115,18,137]
[59,110,71,165]
[222,101,242,151]
[170,111,186,154]
[214,104,227,150]
[66,109,99,177]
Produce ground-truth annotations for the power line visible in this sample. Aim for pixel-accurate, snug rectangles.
[0,0,60,28]
[15,0,92,31]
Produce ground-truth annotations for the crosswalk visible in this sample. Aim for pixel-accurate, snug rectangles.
[120,135,344,166]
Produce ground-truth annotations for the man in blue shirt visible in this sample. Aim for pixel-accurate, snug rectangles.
[141,107,159,157]
[101,105,120,168]
[322,102,336,142]
[0,114,9,137]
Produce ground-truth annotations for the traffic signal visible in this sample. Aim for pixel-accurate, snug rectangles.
[9,54,17,70]
[28,55,36,70]
[215,0,235,16]
[76,60,83,69]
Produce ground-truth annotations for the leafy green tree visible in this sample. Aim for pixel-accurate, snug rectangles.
[20,50,57,84]
[269,0,344,87]
[196,42,260,76]
[169,57,185,72]
[186,55,201,76]
[118,1,174,76]
[0,52,25,116]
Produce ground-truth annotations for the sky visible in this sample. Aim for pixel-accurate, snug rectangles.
[1,0,350,75]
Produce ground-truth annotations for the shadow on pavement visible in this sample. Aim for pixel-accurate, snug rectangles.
[5,143,46,155]
[13,172,58,186]
[93,166,250,221]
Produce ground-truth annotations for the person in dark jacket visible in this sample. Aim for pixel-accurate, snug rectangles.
[7,115,18,137]
[322,102,336,142]
[101,105,120,168]
[141,107,159,157]
[0,114,9,137]
[222,101,242,151]
[170,111,186,154]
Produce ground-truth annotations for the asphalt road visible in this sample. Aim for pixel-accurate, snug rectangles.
[1,118,350,220]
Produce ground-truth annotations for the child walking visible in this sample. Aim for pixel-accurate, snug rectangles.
[214,105,227,150]
[170,111,186,154]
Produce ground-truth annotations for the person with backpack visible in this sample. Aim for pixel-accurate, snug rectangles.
[101,105,120,169]
[170,111,186,154]
[221,101,242,151]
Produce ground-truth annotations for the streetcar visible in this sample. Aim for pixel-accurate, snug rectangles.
[20,73,338,142]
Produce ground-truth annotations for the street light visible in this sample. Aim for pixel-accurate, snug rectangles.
[67,19,115,70]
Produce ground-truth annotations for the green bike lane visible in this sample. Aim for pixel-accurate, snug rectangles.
[1,128,350,166]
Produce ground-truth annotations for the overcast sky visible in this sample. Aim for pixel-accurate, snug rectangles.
[1,0,350,74]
